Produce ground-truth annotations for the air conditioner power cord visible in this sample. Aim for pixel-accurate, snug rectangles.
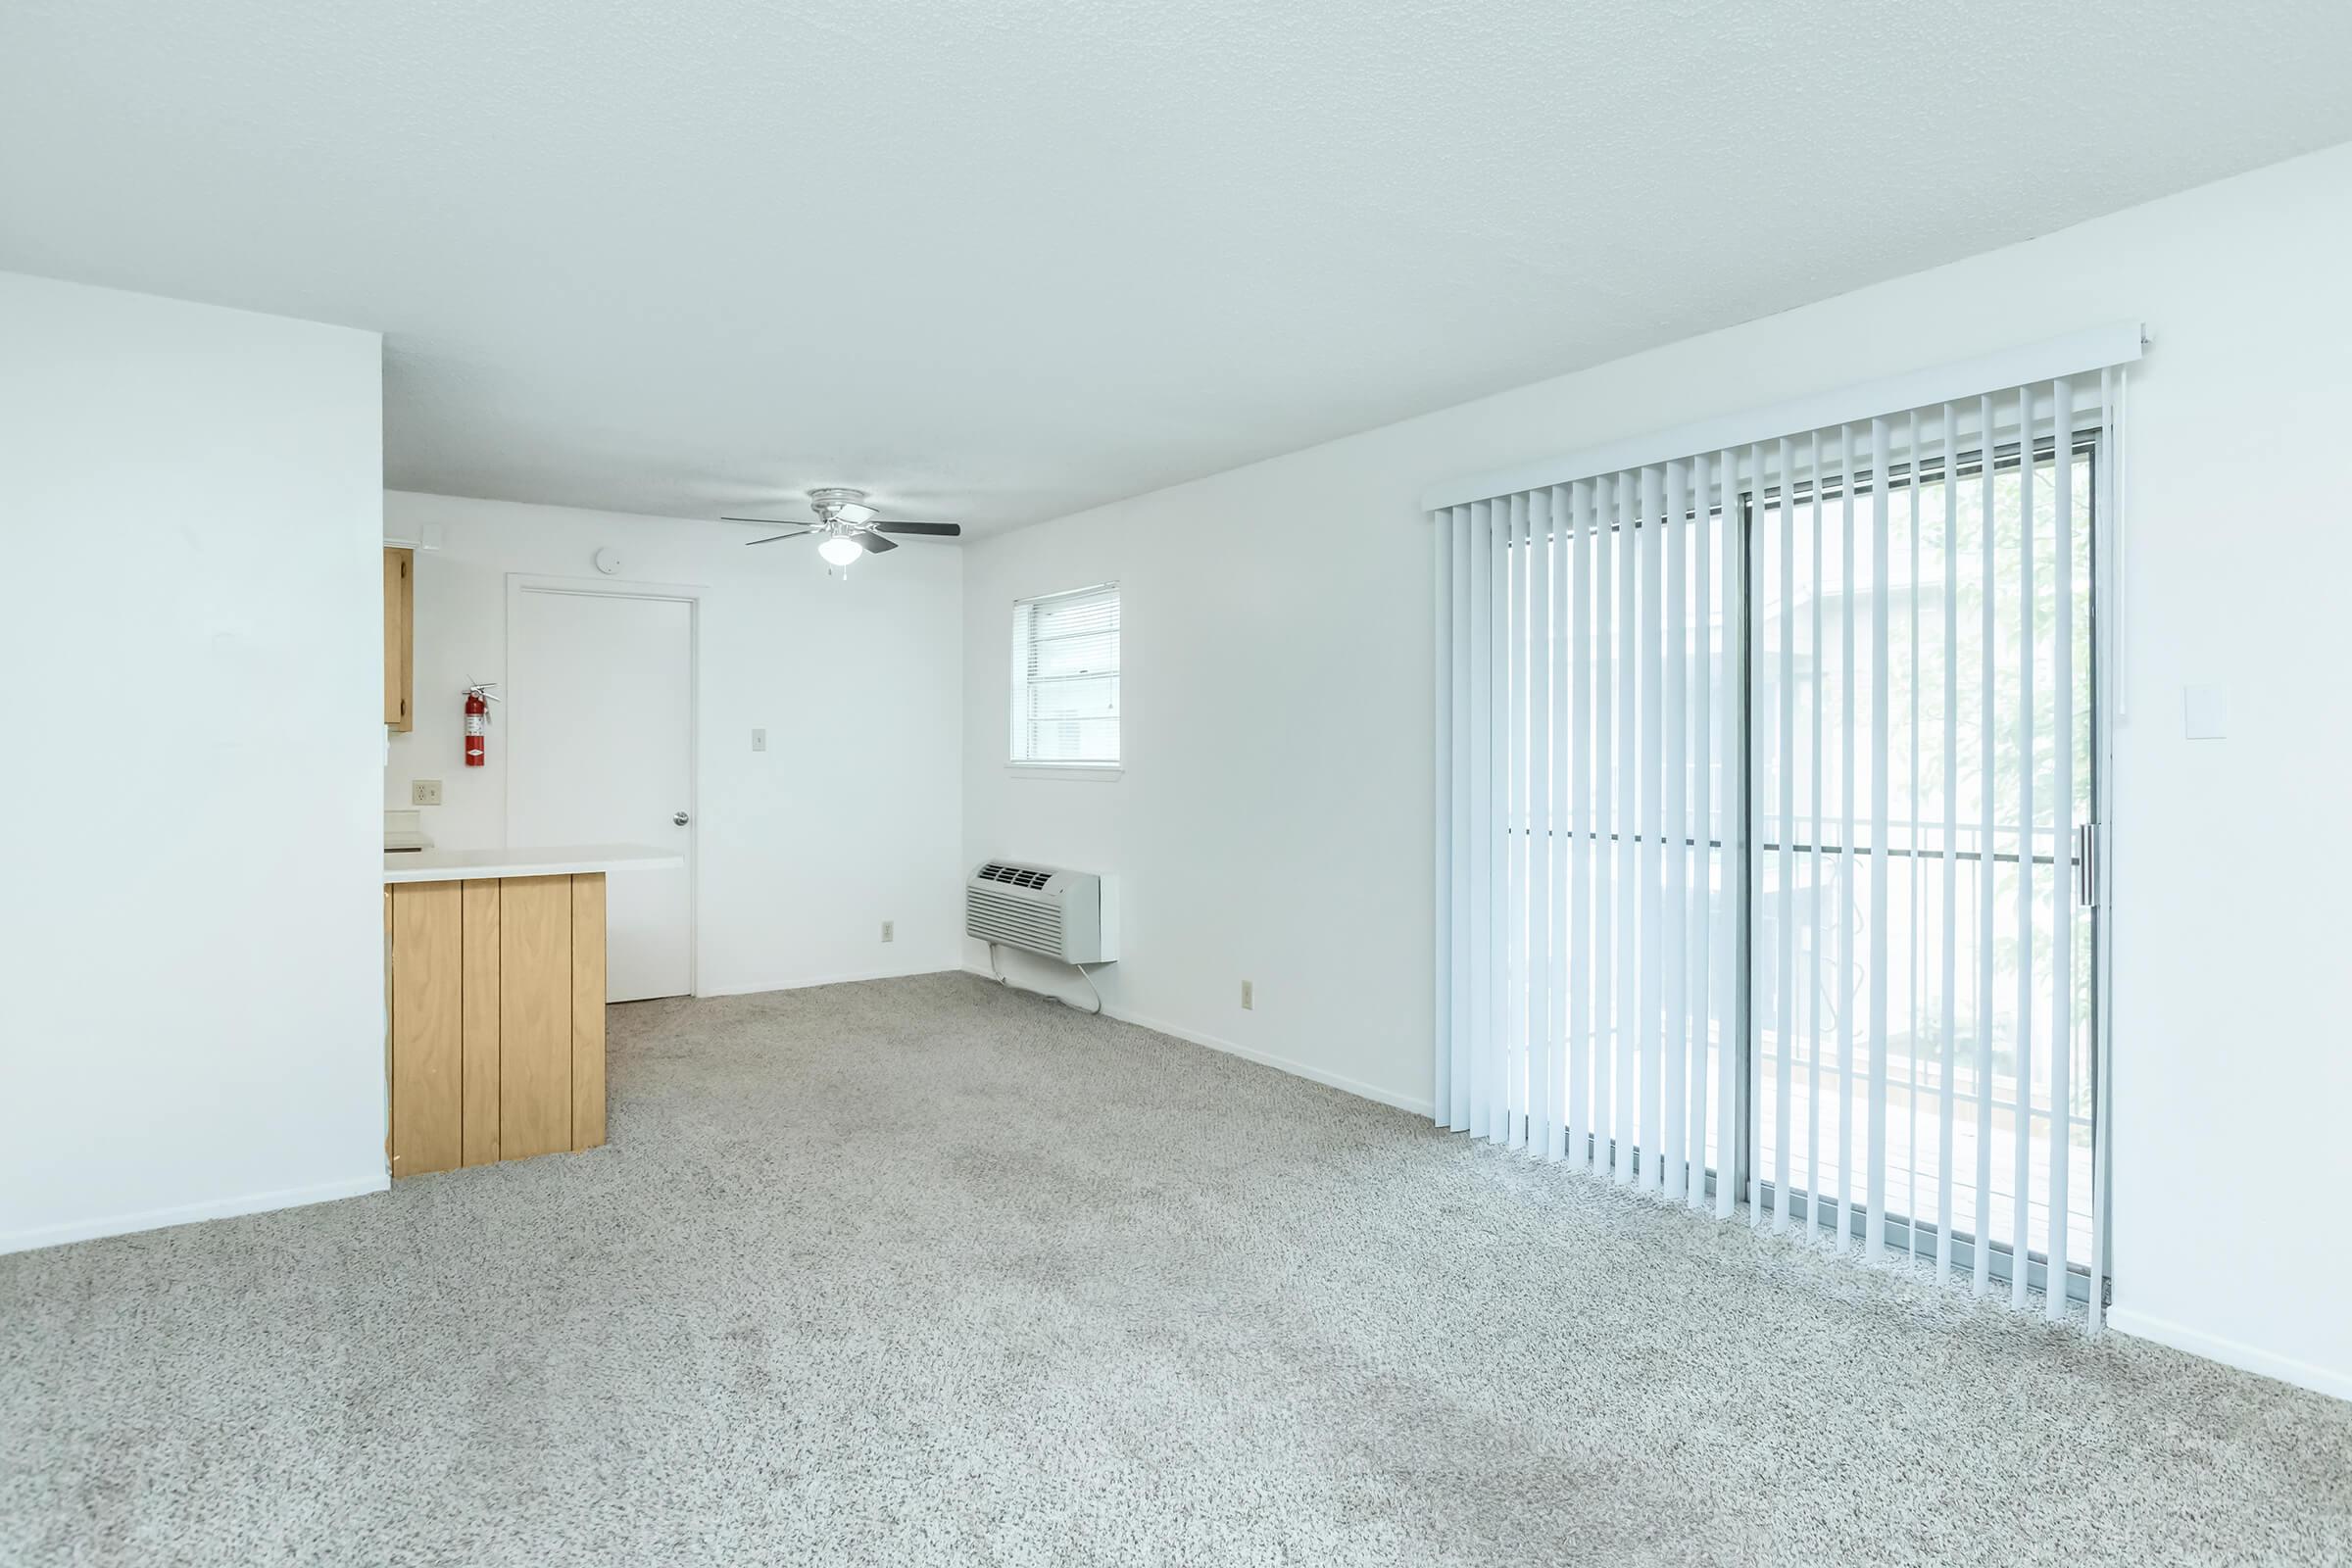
[986,942,1104,1015]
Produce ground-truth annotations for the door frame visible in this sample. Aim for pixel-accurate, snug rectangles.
[503,572,705,999]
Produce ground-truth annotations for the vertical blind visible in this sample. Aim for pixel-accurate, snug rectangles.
[1431,333,2133,1328]
[1432,460,1742,1213]
[1011,583,1121,765]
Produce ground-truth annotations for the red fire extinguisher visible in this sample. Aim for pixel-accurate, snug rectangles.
[463,682,500,767]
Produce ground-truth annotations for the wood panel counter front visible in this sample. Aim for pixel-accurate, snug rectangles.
[383,872,607,1177]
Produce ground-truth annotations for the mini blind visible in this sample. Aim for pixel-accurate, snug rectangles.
[1011,583,1120,765]
[1431,327,2137,1330]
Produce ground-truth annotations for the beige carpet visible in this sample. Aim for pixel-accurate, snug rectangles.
[4,971,2347,1566]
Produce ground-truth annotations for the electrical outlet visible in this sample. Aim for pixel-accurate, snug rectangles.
[1241,979,1254,1010]
[752,728,767,753]
[411,779,442,807]
[880,920,895,943]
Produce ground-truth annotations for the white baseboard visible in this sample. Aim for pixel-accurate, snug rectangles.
[957,962,1435,1119]
[696,962,961,998]
[2108,1307,2352,1403]
[0,1172,389,1257]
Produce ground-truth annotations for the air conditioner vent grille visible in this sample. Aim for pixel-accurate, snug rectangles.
[976,862,1054,890]
[966,887,1065,952]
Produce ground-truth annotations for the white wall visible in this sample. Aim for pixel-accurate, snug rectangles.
[384,492,963,995]
[0,271,385,1250]
[963,141,2352,1398]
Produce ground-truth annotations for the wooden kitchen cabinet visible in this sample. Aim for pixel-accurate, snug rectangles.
[383,546,414,730]
[385,871,608,1177]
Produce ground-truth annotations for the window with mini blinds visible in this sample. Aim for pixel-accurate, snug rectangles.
[1011,584,1120,767]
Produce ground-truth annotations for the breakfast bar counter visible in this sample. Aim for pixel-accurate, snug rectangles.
[383,844,684,883]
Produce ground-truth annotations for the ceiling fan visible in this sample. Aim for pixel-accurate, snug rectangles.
[726,488,962,566]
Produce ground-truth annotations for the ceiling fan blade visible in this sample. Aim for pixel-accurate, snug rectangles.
[858,530,900,554]
[741,529,811,545]
[872,520,961,537]
[723,515,807,525]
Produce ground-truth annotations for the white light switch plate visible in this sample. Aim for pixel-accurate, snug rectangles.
[2183,685,2230,741]
[752,728,767,753]
[411,779,442,807]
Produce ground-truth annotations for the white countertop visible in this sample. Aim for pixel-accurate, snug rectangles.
[383,845,684,884]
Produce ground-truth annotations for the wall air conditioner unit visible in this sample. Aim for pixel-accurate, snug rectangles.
[965,860,1120,965]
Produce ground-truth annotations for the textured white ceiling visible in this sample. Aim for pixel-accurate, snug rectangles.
[6,2,2351,533]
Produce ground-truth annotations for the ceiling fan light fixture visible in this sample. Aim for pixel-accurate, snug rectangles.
[817,535,863,566]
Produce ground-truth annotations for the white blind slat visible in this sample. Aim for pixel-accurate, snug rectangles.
[1641,465,1665,1192]
[1570,480,1593,1168]
[1805,433,1827,1239]
[1836,424,1858,1253]
[1469,504,1493,1143]
[2011,387,2036,1311]
[2087,368,2119,1333]
[1937,405,1961,1283]
[1439,514,1458,1128]
[1661,460,1689,1200]
[1504,493,1526,1150]
[1716,448,1741,1220]
[1687,453,1712,1210]
[1548,485,1570,1163]
[1767,439,1792,1232]
[1527,490,1551,1155]
[1744,445,1765,1215]
[1490,502,1510,1149]
[1434,509,1455,1123]
[1615,468,1640,1185]
[1905,408,1924,1265]
[2049,378,2076,1320]
[1973,392,1998,1299]
[1866,416,1892,1260]
[1593,479,1616,1176]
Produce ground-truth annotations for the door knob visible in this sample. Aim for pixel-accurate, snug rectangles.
[673,811,690,826]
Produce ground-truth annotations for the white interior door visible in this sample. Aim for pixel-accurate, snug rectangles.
[509,587,694,1003]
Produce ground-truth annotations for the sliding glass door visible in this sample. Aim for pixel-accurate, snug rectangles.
[1432,364,2123,1322]
[1746,424,2096,1298]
